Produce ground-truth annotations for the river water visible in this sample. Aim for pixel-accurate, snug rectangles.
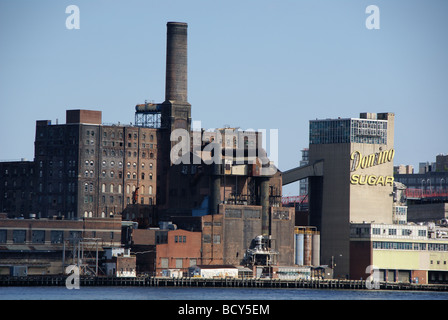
[1,286,447,300]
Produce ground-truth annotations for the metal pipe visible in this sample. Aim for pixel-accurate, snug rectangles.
[260,177,270,237]
[210,163,221,215]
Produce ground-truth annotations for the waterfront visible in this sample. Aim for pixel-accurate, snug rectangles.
[1,286,448,300]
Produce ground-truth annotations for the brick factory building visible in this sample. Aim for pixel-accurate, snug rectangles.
[0,22,295,277]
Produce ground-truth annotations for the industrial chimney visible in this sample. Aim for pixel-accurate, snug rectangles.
[165,22,188,103]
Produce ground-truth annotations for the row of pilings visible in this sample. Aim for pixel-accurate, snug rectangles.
[1,276,448,291]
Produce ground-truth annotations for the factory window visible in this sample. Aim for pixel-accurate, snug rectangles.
[32,230,45,244]
[213,235,221,244]
[132,172,136,179]
[13,230,26,243]
[102,184,106,193]
[402,229,412,236]
[161,258,168,268]
[50,231,63,244]
[418,230,427,237]
[203,234,211,244]
[118,184,122,193]
[149,186,153,195]
[141,173,145,180]
[150,135,154,142]
[0,230,6,243]
[388,229,397,236]
[189,259,197,267]
[110,184,114,193]
[176,259,183,268]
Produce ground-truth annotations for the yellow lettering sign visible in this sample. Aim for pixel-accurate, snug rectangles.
[350,149,395,172]
[350,174,394,186]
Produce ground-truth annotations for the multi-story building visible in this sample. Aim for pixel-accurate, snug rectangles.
[308,112,396,278]
[1,22,294,278]
[28,109,159,220]
[0,161,35,217]
[0,213,122,275]
[350,222,448,284]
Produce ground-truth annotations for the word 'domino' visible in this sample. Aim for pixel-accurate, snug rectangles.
[170,123,278,176]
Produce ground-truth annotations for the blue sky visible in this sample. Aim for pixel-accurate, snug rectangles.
[1,0,447,195]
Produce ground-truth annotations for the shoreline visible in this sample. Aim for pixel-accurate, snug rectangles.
[1,276,448,292]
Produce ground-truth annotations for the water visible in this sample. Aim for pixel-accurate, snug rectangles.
[1,286,447,300]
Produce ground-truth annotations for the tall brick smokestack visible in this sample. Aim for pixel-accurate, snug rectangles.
[165,22,188,103]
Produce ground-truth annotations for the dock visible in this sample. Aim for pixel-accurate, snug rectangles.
[1,275,448,291]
